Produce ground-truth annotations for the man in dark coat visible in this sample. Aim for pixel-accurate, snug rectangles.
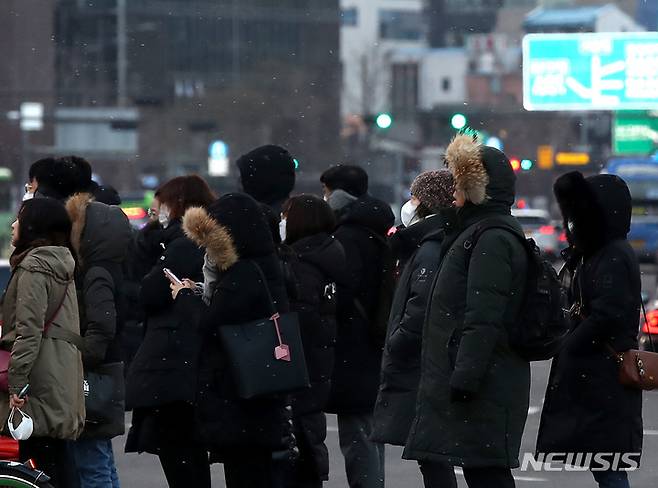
[237,144,296,217]
[323,166,395,488]
[536,172,642,488]
[372,171,458,488]
[404,134,530,488]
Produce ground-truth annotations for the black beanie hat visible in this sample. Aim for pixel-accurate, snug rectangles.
[236,145,296,205]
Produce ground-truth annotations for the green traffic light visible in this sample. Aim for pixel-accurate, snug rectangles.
[521,159,533,171]
[293,158,300,170]
[376,113,393,129]
[450,113,467,130]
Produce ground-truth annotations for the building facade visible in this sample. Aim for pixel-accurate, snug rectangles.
[55,0,342,181]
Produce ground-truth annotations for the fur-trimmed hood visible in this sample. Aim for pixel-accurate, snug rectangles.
[445,134,516,207]
[182,207,239,272]
[66,192,131,266]
[554,171,631,254]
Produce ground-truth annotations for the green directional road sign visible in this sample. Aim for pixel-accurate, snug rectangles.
[523,33,658,111]
[614,111,658,155]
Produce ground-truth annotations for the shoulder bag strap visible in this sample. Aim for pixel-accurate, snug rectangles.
[43,282,71,334]
[250,261,278,317]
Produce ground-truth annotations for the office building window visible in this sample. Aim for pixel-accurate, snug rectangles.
[392,62,419,115]
[379,10,422,41]
[442,77,451,92]
[341,7,358,26]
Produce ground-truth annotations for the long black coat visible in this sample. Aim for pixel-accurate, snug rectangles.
[326,196,395,415]
[280,233,347,481]
[282,234,347,417]
[67,194,132,440]
[536,173,643,464]
[404,145,530,468]
[187,254,291,457]
[371,215,447,446]
[125,220,206,411]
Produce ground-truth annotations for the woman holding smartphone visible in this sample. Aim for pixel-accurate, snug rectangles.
[0,198,85,487]
[125,175,216,488]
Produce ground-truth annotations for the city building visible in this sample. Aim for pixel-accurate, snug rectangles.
[524,3,644,32]
[340,0,425,117]
[0,0,57,202]
[55,0,342,182]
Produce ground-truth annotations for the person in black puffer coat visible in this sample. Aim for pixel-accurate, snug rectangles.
[371,171,458,488]
[66,192,132,487]
[323,166,395,488]
[125,176,216,488]
[173,193,292,488]
[279,195,348,488]
[536,172,643,488]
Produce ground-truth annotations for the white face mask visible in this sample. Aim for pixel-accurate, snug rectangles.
[401,200,420,228]
[8,408,33,440]
[158,205,171,228]
[279,218,287,243]
[22,192,34,202]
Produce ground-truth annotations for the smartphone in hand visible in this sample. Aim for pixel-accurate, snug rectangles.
[163,268,183,286]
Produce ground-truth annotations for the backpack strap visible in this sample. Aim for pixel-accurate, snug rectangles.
[463,218,530,267]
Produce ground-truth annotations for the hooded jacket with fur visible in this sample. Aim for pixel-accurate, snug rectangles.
[536,172,642,465]
[175,194,292,457]
[405,134,529,468]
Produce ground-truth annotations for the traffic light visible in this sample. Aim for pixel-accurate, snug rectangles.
[521,159,534,171]
[375,113,393,129]
[293,158,300,170]
[450,113,468,130]
[510,158,521,171]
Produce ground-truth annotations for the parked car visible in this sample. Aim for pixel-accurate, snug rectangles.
[512,209,561,260]
[640,295,658,351]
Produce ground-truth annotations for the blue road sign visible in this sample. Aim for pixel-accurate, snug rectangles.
[523,33,658,111]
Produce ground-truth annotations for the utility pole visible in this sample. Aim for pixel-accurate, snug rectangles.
[117,0,128,106]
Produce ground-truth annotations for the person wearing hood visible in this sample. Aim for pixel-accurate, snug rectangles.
[372,171,458,488]
[0,198,85,487]
[321,166,395,488]
[236,144,297,217]
[172,193,292,488]
[278,195,348,487]
[404,134,529,488]
[66,191,132,488]
[125,176,216,488]
[536,172,642,488]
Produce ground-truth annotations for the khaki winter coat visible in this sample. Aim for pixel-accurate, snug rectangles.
[0,246,85,439]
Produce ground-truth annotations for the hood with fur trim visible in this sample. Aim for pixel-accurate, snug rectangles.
[445,134,516,207]
[66,192,131,267]
[182,207,239,272]
[554,171,631,255]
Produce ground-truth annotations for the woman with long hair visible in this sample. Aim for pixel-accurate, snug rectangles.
[125,175,216,487]
[0,198,85,487]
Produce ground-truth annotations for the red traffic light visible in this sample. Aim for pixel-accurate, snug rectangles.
[510,158,521,171]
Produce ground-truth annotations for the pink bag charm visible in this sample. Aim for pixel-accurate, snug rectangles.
[271,313,291,362]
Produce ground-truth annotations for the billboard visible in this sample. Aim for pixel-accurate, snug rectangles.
[523,33,658,111]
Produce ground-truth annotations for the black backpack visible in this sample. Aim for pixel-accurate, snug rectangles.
[464,219,570,361]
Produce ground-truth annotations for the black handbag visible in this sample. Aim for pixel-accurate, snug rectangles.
[218,262,310,399]
[84,361,125,425]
